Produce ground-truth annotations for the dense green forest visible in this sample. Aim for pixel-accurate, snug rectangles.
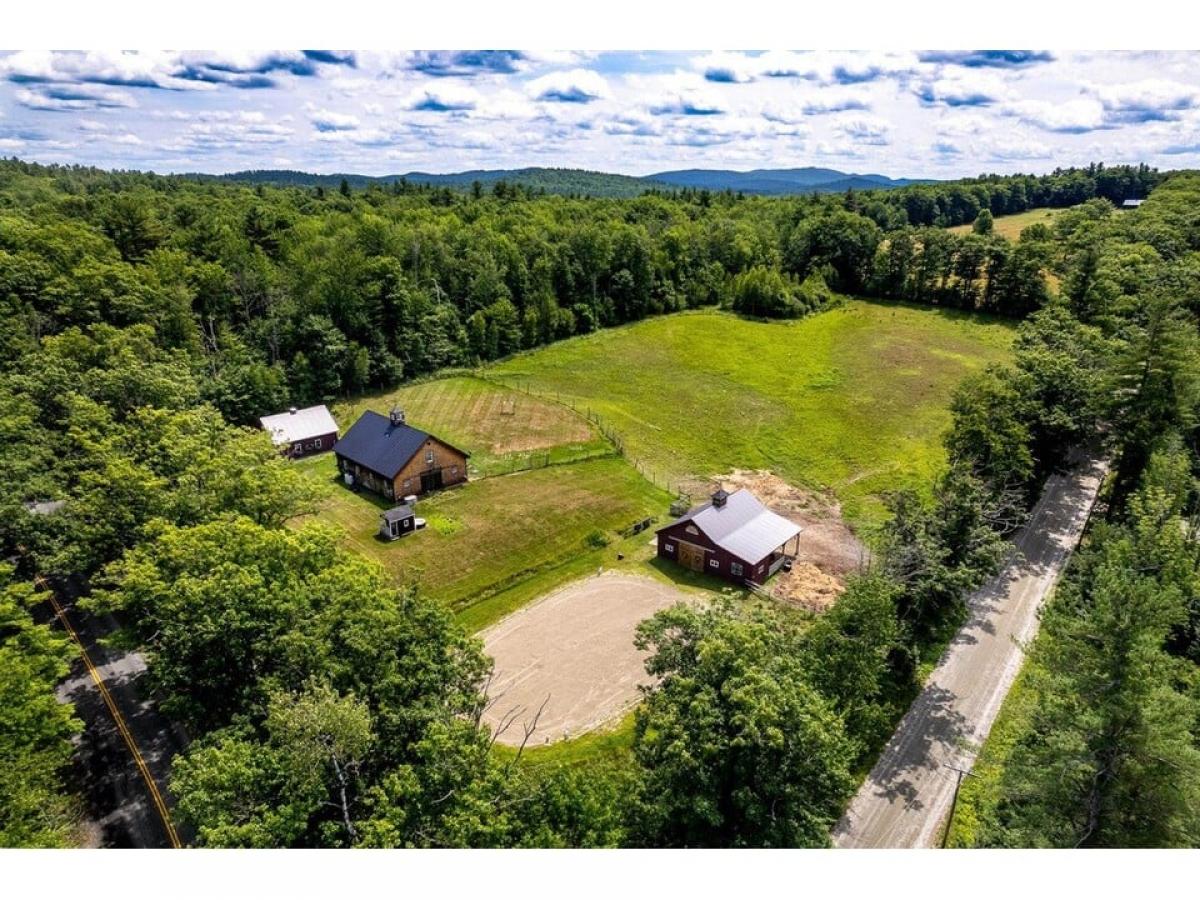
[0,156,1196,847]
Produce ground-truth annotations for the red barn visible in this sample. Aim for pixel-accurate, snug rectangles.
[259,405,339,458]
[656,488,802,586]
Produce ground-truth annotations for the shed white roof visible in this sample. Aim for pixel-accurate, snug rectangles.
[665,488,802,564]
[259,405,339,445]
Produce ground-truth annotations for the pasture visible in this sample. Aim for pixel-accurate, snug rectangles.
[295,454,672,620]
[949,207,1063,240]
[488,300,1015,524]
[331,375,609,476]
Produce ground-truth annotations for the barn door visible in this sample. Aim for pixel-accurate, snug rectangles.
[420,469,443,493]
[678,541,706,572]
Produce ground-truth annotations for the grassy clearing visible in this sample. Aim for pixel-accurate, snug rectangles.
[488,300,1015,525]
[295,453,673,618]
[331,375,610,477]
[948,207,1063,240]
[509,711,637,769]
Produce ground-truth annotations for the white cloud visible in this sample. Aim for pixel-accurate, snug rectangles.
[404,83,481,112]
[310,109,360,132]
[916,70,1012,107]
[838,116,891,145]
[526,69,610,103]
[14,84,136,111]
[1006,98,1107,133]
[1088,78,1200,120]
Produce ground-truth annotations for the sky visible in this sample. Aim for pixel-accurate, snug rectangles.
[1,49,1199,178]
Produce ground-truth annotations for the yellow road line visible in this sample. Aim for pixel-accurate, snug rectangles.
[37,577,182,848]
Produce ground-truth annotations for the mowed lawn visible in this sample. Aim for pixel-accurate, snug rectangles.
[489,300,1016,524]
[295,453,672,614]
[949,207,1062,240]
[332,375,608,476]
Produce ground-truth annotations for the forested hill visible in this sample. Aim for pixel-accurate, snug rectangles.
[645,167,934,193]
[194,167,672,198]
[189,165,932,197]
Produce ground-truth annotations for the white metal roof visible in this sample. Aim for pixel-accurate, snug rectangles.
[670,488,802,564]
[259,405,339,445]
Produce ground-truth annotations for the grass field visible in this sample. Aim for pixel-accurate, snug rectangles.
[296,453,673,621]
[488,300,1015,524]
[949,207,1062,240]
[331,375,609,476]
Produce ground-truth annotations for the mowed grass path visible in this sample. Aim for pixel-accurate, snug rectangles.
[332,375,608,476]
[490,300,1015,524]
[296,454,672,617]
[948,207,1062,240]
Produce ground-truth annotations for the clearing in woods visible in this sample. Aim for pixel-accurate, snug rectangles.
[489,299,1015,525]
[295,454,672,621]
[948,207,1063,240]
[332,375,608,476]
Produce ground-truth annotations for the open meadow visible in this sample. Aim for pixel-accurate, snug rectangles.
[330,375,610,476]
[295,453,673,624]
[488,300,1016,524]
[949,207,1063,239]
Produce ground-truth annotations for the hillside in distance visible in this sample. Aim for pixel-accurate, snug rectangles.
[195,165,936,197]
[201,167,669,198]
[645,167,935,193]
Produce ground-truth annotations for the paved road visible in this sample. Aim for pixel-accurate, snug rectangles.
[46,577,191,848]
[833,452,1109,849]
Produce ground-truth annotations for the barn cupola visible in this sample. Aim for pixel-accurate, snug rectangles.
[289,406,298,415]
[711,488,729,509]
[389,407,406,427]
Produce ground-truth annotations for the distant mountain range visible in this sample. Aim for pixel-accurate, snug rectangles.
[193,166,935,198]
[646,167,934,194]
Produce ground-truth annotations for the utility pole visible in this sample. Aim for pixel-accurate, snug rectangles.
[941,761,975,848]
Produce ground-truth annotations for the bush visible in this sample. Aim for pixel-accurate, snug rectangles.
[727,266,835,319]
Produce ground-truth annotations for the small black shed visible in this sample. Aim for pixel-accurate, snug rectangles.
[379,504,416,541]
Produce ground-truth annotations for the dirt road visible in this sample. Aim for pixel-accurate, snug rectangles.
[480,572,694,745]
[832,453,1109,848]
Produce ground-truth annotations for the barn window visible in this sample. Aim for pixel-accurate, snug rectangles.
[731,562,744,577]
[685,525,700,536]
[757,564,764,574]
[709,558,719,569]
[451,465,458,476]
[403,478,412,490]
[425,449,434,464]
[663,543,674,553]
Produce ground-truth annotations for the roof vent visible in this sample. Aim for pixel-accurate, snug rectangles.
[712,489,729,509]
[289,406,298,415]
[390,407,406,426]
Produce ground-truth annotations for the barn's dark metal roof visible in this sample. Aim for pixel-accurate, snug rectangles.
[381,504,414,523]
[334,411,432,479]
[657,488,802,564]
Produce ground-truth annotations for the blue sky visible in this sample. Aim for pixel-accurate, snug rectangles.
[1,50,1198,177]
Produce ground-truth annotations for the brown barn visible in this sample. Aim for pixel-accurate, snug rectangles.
[334,408,469,500]
[656,488,802,586]
[259,405,339,458]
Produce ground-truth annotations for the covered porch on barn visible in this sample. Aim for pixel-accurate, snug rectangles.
[762,532,803,578]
